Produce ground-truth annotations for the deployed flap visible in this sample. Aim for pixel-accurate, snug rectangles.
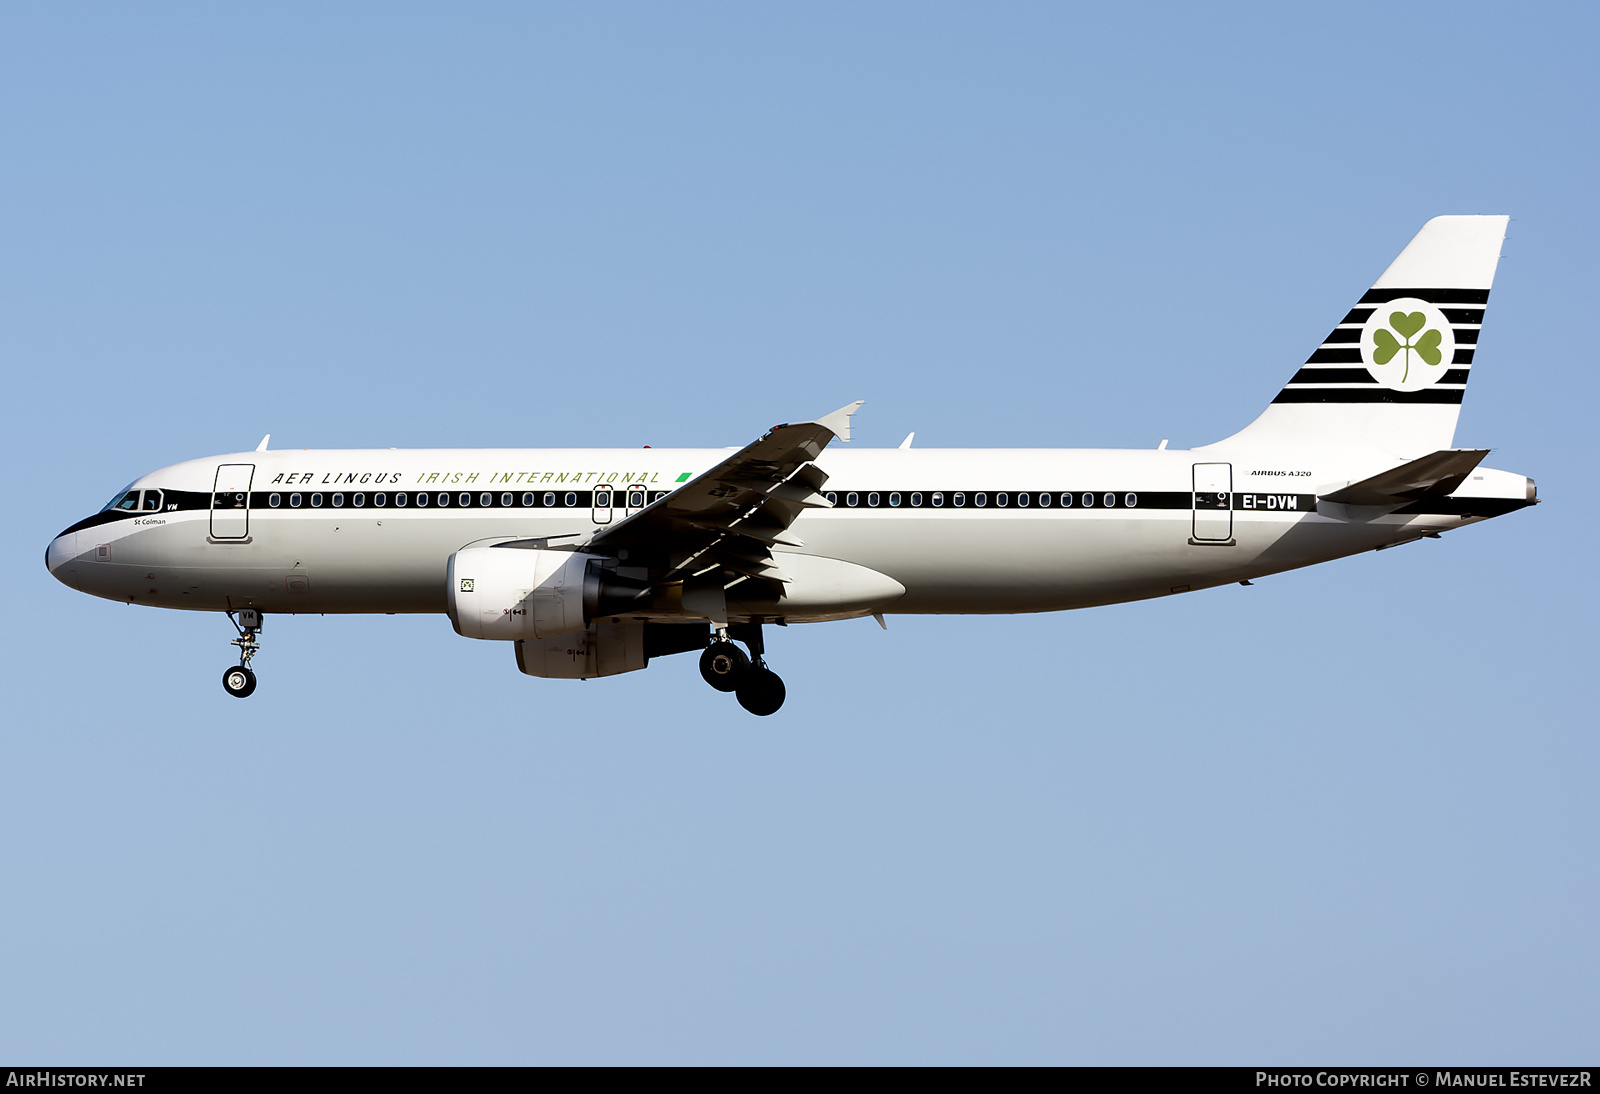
[1320,448,1490,506]
[586,402,862,591]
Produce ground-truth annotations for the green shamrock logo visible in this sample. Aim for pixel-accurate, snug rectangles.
[1371,311,1443,382]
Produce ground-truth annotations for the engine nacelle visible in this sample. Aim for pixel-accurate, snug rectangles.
[447,545,600,640]
[516,620,711,679]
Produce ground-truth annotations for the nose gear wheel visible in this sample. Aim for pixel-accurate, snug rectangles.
[222,609,263,698]
[223,665,257,697]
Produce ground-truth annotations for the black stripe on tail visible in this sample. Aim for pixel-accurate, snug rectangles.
[1271,288,1488,406]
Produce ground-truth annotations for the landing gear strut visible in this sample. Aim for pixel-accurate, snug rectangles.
[222,609,262,698]
[699,623,786,716]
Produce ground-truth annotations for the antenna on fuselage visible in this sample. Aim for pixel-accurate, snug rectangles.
[256,434,270,452]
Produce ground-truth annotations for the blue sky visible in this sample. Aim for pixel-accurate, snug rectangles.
[2,1,1595,1064]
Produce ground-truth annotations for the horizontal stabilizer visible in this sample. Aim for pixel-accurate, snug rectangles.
[1320,449,1490,506]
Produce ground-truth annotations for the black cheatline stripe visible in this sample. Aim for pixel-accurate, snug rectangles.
[1306,347,1362,364]
[1339,308,1376,325]
[1442,307,1485,323]
[1440,369,1472,384]
[1358,288,1491,305]
[60,487,1330,535]
[826,490,1188,510]
[820,490,1318,513]
[250,487,669,512]
[1273,387,1464,405]
[1321,329,1362,344]
[57,509,144,536]
[1453,348,1475,364]
[1454,328,1480,344]
[1287,368,1377,385]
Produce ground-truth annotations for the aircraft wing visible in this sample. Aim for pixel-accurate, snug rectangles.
[1320,448,1491,506]
[584,401,862,588]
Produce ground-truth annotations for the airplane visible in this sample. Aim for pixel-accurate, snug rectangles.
[45,215,1536,715]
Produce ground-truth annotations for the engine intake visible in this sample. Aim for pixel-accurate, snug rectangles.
[447,545,601,640]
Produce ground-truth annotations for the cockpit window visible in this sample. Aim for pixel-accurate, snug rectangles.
[103,486,140,512]
[100,486,166,514]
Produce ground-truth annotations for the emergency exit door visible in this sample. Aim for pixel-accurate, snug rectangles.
[592,485,613,524]
[1192,462,1233,542]
[211,463,254,539]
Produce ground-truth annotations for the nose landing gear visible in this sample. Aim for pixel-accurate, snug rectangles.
[700,623,785,716]
[222,609,262,698]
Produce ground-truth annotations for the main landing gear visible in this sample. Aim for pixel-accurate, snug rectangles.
[699,622,785,716]
[222,609,262,698]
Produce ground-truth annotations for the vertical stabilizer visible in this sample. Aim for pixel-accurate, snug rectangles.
[1203,215,1509,458]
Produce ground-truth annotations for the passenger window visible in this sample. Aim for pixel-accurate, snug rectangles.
[628,491,645,507]
[396,493,408,506]
[1015,492,1028,507]
[953,492,965,507]
[500,492,512,507]
[1103,492,1115,507]
[459,493,471,507]
[1060,493,1072,507]
[311,493,323,507]
[543,492,555,507]
[269,493,282,507]
[564,492,576,507]
[995,493,1007,507]
[416,493,428,507]
[827,492,837,505]
[353,493,365,507]
[438,493,450,506]
[290,493,303,507]
[374,493,386,507]
[975,493,987,507]
[868,492,880,507]
[932,492,944,507]
[522,493,534,506]
[332,493,344,507]
[1038,493,1050,507]
[889,492,901,507]
[846,492,859,507]
[1125,493,1138,507]
[910,492,922,507]
[1081,493,1093,507]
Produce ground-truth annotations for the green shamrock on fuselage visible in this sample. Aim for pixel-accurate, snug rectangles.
[1372,311,1443,382]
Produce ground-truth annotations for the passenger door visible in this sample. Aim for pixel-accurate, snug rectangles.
[1192,462,1233,542]
[211,464,255,539]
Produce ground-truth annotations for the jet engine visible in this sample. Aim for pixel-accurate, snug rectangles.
[447,545,602,640]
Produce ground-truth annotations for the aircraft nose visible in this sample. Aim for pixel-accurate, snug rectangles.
[46,530,78,577]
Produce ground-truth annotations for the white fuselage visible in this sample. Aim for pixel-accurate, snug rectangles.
[45,444,1533,622]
